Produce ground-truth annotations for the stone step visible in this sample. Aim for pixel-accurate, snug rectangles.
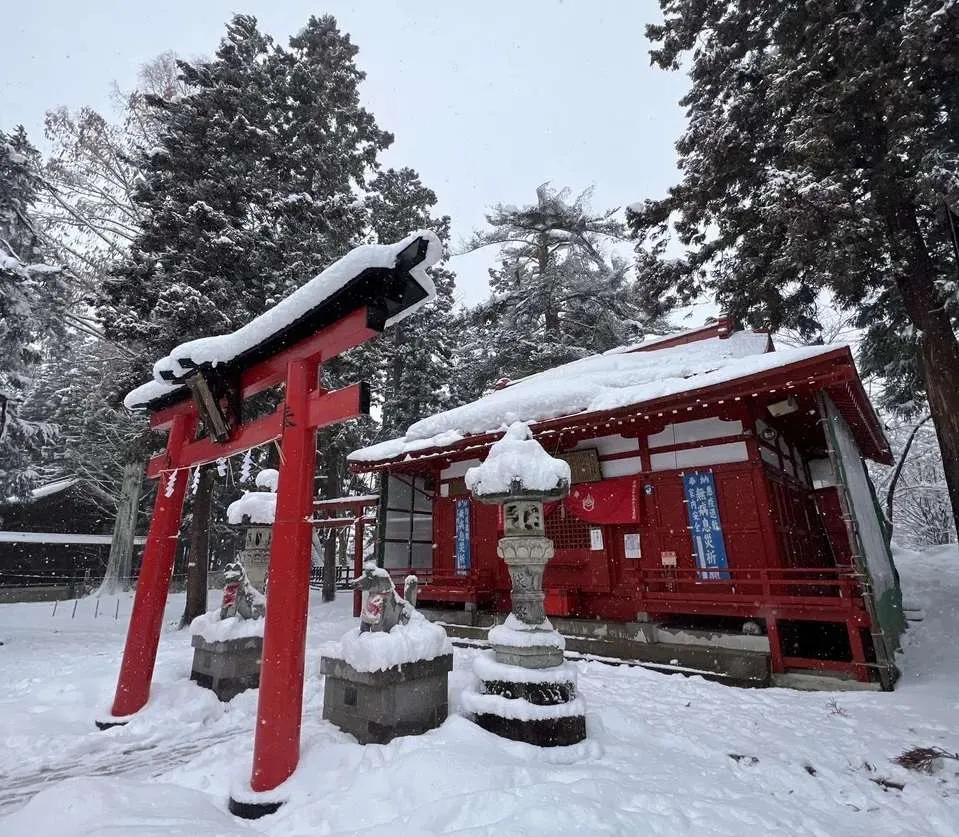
[443,623,770,688]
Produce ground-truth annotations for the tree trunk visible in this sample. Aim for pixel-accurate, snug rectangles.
[322,530,336,602]
[180,464,216,628]
[886,198,959,538]
[913,335,959,539]
[98,459,144,595]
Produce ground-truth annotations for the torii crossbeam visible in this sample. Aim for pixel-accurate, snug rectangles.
[99,232,441,818]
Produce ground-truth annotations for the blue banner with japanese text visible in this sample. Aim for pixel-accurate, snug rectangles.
[455,498,471,575]
[682,470,730,580]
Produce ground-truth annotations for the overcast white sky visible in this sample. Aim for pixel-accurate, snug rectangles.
[0,1,691,308]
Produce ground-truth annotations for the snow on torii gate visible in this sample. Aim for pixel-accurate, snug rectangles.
[99,231,441,816]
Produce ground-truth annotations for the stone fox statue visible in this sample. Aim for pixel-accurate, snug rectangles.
[353,562,418,633]
[220,559,265,621]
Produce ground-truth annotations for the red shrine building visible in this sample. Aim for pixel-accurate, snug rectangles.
[350,319,905,690]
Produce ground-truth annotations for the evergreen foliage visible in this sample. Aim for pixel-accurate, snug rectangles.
[94,15,454,505]
[629,0,959,529]
[0,128,67,495]
[19,337,145,508]
[461,184,649,400]
[98,14,392,402]
[366,167,457,439]
[18,55,199,510]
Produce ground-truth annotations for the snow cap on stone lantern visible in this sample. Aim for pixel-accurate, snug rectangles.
[227,468,279,526]
[254,468,279,492]
[465,422,570,501]
[465,422,570,538]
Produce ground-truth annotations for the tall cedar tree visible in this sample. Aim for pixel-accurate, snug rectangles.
[462,184,647,400]
[628,1,959,531]
[100,15,390,391]
[366,167,456,439]
[0,128,66,495]
[98,15,392,620]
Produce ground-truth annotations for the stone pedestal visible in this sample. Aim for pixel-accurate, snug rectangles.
[190,634,262,701]
[320,654,453,744]
[464,652,587,747]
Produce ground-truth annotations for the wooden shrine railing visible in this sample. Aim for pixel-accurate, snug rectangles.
[383,566,495,603]
[636,566,864,614]
[386,564,868,618]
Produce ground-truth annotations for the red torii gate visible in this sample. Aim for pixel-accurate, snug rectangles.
[98,233,439,818]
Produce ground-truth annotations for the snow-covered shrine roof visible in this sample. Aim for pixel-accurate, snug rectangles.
[350,328,891,469]
[125,231,442,411]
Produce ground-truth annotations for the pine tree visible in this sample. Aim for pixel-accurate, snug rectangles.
[366,167,457,439]
[462,184,647,397]
[98,13,392,397]
[628,0,959,532]
[0,128,67,495]
[19,336,145,505]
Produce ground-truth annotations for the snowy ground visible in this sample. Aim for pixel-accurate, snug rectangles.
[1,547,958,837]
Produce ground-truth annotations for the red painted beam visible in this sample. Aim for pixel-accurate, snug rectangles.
[239,307,380,401]
[306,381,369,431]
[149,398,195,430]
[146,382,370,479]
[147,307,381,430]
[147,406,284,479]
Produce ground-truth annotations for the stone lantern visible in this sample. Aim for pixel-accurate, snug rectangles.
[461,422,587,747]
[238,523,272,592]
[225,468,279,593]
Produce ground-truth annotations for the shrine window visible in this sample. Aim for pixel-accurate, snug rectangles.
[544,504,591,551]
[381,473,434,571]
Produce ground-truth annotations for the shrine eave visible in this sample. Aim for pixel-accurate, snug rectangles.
[349,347,892,474]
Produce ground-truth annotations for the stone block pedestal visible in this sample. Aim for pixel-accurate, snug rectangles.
[190,634,262,702]
[320,654,453,744]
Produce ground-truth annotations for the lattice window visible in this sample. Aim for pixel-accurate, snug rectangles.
[545,505,592,550]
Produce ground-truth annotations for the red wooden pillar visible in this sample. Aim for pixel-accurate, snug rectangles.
[846,621,871,683]
[106,412,196,721]
[765,615,785,675]
[249,358,319,793]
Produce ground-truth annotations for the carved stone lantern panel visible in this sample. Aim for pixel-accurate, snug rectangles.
[503,499,545,537]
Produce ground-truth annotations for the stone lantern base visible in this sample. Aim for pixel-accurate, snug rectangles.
[462,651,586,747]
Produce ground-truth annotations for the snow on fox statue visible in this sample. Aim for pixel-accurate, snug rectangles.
[353,561,419,634]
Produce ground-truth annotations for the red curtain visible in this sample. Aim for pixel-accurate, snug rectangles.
[565,476,642,524]
[494,476,642,531]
